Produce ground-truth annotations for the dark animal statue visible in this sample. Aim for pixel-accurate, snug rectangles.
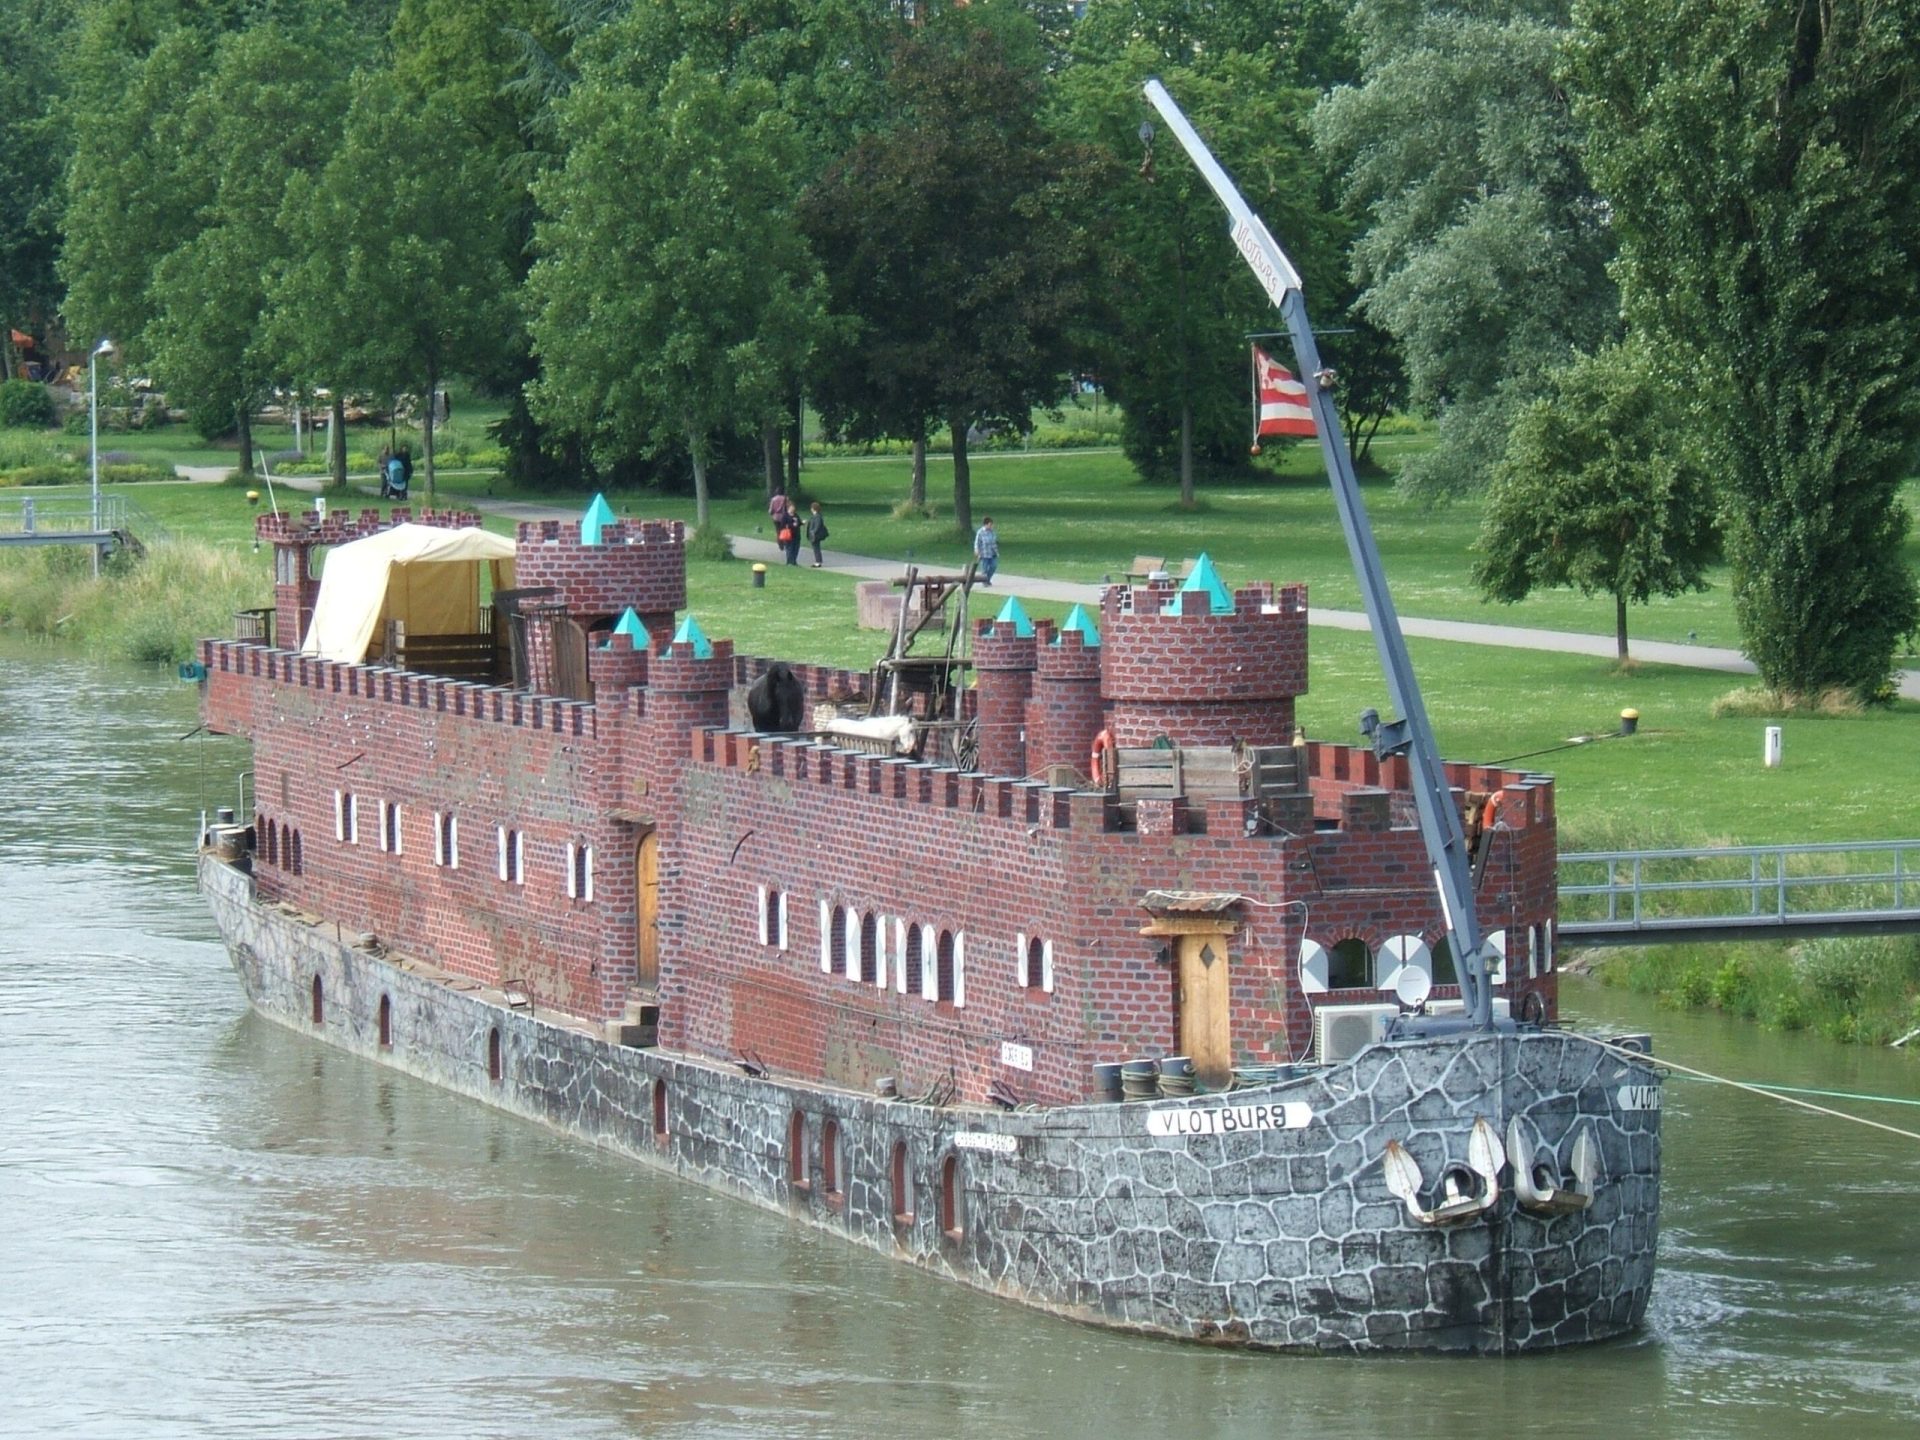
[746,662,805,733]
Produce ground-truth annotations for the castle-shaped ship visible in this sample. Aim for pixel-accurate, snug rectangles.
[192,499,1660,1353]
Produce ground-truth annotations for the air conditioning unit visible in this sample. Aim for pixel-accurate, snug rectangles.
[1424,998,1512,1019]
[1313,1003,1400,1064]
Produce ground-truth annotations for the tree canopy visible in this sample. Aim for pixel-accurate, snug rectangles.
[1473,342,1719,660]
[1572,0,1920,698]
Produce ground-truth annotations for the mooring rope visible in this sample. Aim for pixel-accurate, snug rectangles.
[1594,1036,1920,1145]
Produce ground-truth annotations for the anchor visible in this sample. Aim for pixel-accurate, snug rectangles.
[1381,1117,1505,1226]
[1507,1117,1600,1216]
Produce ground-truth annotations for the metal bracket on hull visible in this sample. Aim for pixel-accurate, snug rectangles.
[1509,1118,1600,1216]
[1381,1117,1506,1226]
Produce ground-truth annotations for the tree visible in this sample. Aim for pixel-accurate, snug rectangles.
[1053,49,1336,500]
[280,73,517,501]
[528,59,825,529]
[1314,1,1617,500]
[1570,0,1920,699]
[801,16,1093,532]
[0,0,76,377]
[144,19,358,461]
[1473,343,1719,661]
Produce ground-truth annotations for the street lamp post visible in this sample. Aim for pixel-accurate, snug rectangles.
[89,338,114,578]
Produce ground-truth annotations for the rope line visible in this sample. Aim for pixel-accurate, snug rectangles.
[1595,1037,1920,1145]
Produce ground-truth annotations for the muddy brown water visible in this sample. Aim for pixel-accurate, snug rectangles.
[3,651,1918,1437]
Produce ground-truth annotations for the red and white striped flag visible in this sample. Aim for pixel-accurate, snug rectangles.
[1253,346,1316,443]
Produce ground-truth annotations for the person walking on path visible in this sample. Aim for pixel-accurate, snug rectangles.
[774,493,802,565]
[806,501,829,568]
[973,515,999,586]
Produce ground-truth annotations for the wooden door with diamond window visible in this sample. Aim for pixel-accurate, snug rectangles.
[1176,932,1232,1089]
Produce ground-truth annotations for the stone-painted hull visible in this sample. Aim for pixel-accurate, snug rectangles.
[202,852,1660,1354]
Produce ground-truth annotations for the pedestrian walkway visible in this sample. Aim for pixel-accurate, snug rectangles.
[186,463,1920,701]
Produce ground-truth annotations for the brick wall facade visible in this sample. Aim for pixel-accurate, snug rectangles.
[204,520,1558,1109]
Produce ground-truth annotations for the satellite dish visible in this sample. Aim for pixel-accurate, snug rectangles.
[1394,963,1433,1010]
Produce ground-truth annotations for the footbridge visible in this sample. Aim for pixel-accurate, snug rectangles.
[0,495,141,559]
[1559,840,1920,945]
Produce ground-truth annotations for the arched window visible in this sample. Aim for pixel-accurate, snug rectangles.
[262,819,278,867]
[831,906,849,978]
[290,830,304,875]
[940,1153,965,1240]
[891,1140,915,1225]
[822,1117,842,1196]
[1328,938,1371,990]
[788,1111,808,1187]
[937,930,956,1004]
[377,994,392,1047]
[859,912,878,985]
[310,974,324,1025]
[903,924,924,996]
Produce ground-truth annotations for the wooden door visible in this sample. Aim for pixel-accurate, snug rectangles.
[1176,932,1232,1089]
[635,830,660,989]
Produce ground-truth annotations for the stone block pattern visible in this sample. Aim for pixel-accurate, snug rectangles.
[206,853,1658,1355]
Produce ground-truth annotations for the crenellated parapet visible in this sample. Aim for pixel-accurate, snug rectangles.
[513,517,686,633]
[971,618,1038,779]
[254,507,483,547]
[1099,579,1307,748]
[1027,622,1105,780]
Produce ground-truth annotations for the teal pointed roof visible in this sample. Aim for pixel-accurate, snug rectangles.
[1058,602,1101,646]
[606,607,650,647]
[1179,552,1233,614]
[670,613,713,658]
[580,492,617,544]
[993,595,1034,637]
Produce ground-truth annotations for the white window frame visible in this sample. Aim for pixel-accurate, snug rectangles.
[954,932,967,1009]
[874,912,890,990]
[819,899,832,972]
[843,906,859,981]
[334,790,359,845]
[434,811,458,869]
[566,842,594,901]
[497,826,523,884]
[378,800,402,855]
[894,918,909,994]
[758,885,770,945]
[920,924,938,1002]
[776,893,789,951]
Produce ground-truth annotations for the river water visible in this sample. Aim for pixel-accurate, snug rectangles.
[4,652,1918,1438]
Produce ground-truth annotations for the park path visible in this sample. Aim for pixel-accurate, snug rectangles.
[186,467,1920,701]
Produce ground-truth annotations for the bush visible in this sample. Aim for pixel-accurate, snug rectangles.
[0,463,84,487]
[0,380,57,429]
[686,524,734,562]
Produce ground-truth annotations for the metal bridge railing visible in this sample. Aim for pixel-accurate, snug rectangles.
[0,494,129,537]
[1559,839,1920,940]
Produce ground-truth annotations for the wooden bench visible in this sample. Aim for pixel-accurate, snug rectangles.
[1122,554,1167,583]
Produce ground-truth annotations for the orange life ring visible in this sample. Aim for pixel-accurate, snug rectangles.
[1089,729,1115,787]
[1481,792,1503,832]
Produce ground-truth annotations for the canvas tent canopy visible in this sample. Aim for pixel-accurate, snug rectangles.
[300,523,517,663]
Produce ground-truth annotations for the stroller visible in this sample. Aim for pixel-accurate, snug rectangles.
[379,451,409,501]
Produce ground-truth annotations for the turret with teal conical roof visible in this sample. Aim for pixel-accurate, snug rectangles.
[669,613,714,659]
[1059,603,1101,646]
[580,493,617,545]
[1179,552,1234,614]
